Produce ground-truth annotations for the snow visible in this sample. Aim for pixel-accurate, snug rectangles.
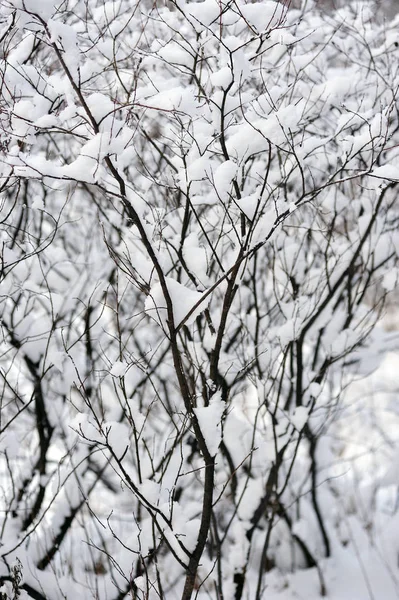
[110,361,127,377]
[212,159,238,200]
[210,66,232,88]
[31,196,45,211]
[179,518,201,552]
[236,192,260,220]
[145,277,208,328]
[9,0,55,19]
[144,87,197,116]
[104,422,131,458]
[372,164,399,180]
[278,318,296,344]
[188,0,223,29]
[49,351,66,373]
[183,235,209,285]
[193,393,225,457]
[239,2,286,32]
[47,20,79,68]
[290,406,309,431]
[383,270,397,292]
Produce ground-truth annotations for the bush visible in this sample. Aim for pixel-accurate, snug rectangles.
[1,1,399,598]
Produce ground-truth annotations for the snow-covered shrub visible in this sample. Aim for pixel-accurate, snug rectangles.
[1,0,399,598]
